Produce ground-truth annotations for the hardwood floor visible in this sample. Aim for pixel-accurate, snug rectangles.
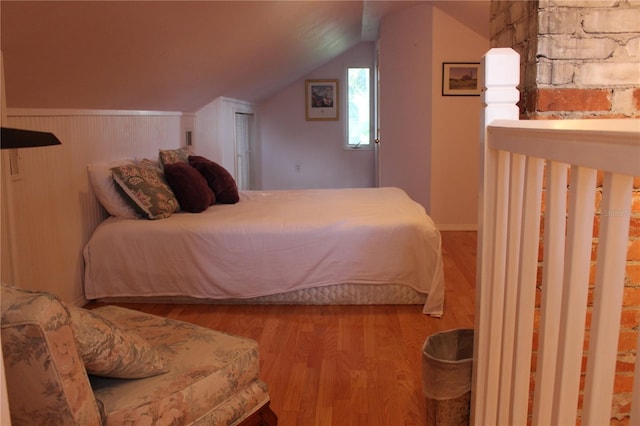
[94,231,477,425]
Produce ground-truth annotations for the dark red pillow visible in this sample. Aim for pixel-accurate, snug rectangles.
[188,155,240,204]
[164,162,215,213]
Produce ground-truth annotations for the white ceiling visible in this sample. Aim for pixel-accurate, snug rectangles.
[1,1,489,112]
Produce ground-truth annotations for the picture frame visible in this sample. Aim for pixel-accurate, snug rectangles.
[442,62,481,96]
[305,79,339,120]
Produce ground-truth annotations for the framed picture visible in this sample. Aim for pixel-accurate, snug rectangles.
[305,79,339,120]
[442,62,481,96]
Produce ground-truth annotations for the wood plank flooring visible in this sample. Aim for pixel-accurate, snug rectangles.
[91,231,477,425]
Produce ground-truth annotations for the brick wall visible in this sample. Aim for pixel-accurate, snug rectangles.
[491,0,640,118]
[489,0,539,116]
[490,1,640,424]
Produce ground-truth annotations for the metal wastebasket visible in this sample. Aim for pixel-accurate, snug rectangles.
[422,328,474,426]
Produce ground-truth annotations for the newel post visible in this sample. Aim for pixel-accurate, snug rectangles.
[472,47,520,425]
[481,48,520,126]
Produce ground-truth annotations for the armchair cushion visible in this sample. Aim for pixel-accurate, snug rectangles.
[89,305,270,425]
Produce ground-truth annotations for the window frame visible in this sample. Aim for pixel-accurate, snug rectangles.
[344,66,374,151]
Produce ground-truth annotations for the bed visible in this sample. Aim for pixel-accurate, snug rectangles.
[83,186,445,316]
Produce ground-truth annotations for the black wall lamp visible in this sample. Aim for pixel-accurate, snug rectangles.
[1,127,62,149]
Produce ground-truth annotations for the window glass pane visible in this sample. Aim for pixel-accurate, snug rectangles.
[348,68,370,147]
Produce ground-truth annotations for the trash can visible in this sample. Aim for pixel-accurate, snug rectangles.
[422,328,474,426]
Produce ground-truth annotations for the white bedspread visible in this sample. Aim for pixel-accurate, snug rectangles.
[83,187,445,315]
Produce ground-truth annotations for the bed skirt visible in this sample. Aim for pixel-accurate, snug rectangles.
[94,283,429,309]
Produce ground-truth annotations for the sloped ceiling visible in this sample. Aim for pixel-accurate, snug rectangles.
[1,0,488,112]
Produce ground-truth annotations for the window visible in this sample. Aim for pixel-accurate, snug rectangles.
[347,67,371,149]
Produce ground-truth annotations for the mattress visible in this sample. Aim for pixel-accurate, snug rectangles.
[84,187,445,316]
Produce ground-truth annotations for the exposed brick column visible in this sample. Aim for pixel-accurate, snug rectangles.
[491,0,640,119]
[489,0,539,116]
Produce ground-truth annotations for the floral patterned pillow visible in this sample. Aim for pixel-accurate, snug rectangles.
[136,157,164,174]
[69,307,168,379]
[159,148,189,168]
[111,163,179,219]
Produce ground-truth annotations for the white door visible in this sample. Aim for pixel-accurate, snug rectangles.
[234,112,254,190]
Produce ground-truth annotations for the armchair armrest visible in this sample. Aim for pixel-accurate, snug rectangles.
[1,284,103,425]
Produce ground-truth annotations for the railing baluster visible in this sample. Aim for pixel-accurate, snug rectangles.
[583,172,633,425]
[497,152,526,424]
[486,149,510,422]
[532,160,568,426]
[551,166,597,425]
[509,156,544,425]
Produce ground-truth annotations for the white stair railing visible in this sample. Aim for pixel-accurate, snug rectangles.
[472,47,640,426]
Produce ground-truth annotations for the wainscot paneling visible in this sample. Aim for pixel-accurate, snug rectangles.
[2,110,195,305]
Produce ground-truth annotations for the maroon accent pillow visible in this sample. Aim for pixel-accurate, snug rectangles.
[188,155,240,204]
[164,162,215,213]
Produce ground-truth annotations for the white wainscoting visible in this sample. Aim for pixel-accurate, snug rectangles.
[2,109,195,305]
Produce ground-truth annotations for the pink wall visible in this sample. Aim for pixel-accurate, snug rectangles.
[430,7,489,229]
[378,5,434,212]
[258,42,375,189]
[257,4,489,229]
[377,4,489,221]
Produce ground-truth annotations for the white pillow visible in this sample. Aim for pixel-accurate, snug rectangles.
[87,160,140,219]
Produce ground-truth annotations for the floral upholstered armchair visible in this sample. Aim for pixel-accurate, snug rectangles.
[0,284,277,425]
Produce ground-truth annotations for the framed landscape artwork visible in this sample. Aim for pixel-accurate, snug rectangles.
[442,63,481,96]
[305,79,339,120]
